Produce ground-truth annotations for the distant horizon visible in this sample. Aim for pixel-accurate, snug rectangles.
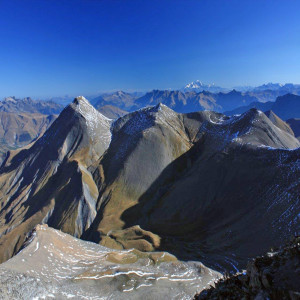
[1,0,300,98]
[1,80,300,101]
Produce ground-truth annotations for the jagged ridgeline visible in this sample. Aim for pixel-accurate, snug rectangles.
[0,96,299,272]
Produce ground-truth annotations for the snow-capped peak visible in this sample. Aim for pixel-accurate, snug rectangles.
[184,80,214,89]
[183,81,227,93]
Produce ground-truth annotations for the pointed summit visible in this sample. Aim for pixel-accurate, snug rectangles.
[72,96,110,120]
[40,96,112,160]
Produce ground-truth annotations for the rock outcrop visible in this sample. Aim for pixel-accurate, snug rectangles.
[194,237,300,299]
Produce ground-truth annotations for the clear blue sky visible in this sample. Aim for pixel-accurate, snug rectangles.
[0,0,300,98]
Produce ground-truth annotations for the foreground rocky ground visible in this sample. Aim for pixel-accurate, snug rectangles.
[194,237,300,300]
[0,225,221,299]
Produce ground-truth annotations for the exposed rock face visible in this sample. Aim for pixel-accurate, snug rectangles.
[0,98,299,275]
[194,237,300,300]
[264,110,295,136]
[0,225,220,299]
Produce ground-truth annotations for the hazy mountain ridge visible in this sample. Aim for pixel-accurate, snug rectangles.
[183,81,300,94]
[90,88,300,115]
[132,89,258,113]
[97,105,128,119]
[0,97,63,115]
[226,93,300,120]
[91,91,139,111]
[0,112,57,156]
[0,97,61,160]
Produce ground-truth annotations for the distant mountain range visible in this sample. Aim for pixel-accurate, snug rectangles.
[91,91,138,111]
[0,97,61,156]
[87,85,300,116]
[0,97,63,114]
[105,89,285,113]
[1,90,299,157]
[0,112,56,156]
[97,105,128,119]
[225,93,300,120]
[4,81,300,117]
[252,82,300,92]
[183,81,300,94]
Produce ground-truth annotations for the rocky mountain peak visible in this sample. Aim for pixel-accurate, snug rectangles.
[71,95,111,122]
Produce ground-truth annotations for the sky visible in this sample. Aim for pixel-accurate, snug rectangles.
[0,0,300,98]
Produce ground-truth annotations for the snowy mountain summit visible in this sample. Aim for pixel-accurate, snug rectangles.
[183,80,227,93]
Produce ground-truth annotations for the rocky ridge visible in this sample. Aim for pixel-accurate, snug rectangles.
[194,237,300,299]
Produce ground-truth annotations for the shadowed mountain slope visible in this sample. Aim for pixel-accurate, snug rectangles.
[287,118,300,140]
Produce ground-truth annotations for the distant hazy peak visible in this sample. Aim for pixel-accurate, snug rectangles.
[2,96,17,103]
[115,90,128,95]
[183,80,227,93]
[184,80,215,89]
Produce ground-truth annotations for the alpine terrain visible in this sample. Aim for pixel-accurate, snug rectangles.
[0,96,299,298]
